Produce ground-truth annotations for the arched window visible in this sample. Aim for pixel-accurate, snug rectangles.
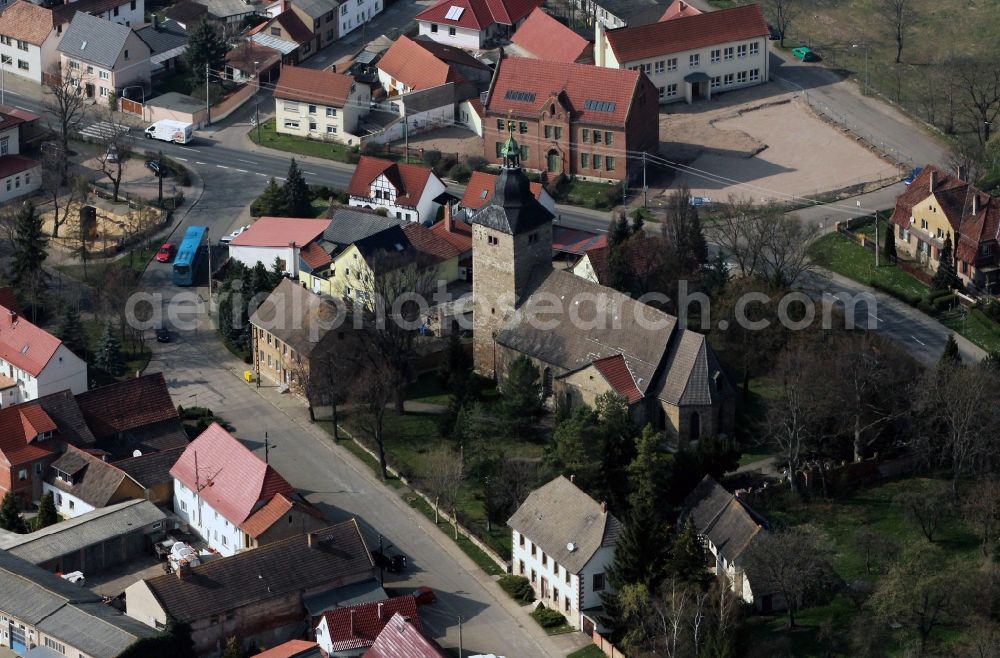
[689,412,701,443]
[543,367,553,398]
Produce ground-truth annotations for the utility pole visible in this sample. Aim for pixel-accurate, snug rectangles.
[157,150,164,206]
[264,432,275,463]
[458,615,463,658]
[403,106,408,163]
[205,63,210,125]
[378,534,384,585]
[254,60,261,143]
[642,152,647,207]
[874,210,879,268]
[205,227,213,310]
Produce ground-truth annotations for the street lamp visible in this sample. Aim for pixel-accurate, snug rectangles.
[253,60,261,143]
[851,43,869,94]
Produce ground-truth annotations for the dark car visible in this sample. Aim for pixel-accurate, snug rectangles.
[767,23,781,40]
[413,586,436,605]
[155,327,170,343]
[145,159,164,176]
[904,166,924,186]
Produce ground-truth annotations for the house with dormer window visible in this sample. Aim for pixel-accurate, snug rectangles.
[0,303,87,408]
[347,156,446,223]
[42,444,145,518]
[57,12,151,102]
[415,0,543,49]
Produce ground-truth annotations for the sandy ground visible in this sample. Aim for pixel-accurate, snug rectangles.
[657,83,900,204]
[389,125,483,159]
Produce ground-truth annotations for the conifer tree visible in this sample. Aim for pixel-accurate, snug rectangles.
[0,492,26,533]
[58,305,87,357]
[9,201,48,304]
[35,492,58,529]
[95,320,125,376]
[256,177,287,217]
[669,517,711,587]
[940,334,961,367]
[931,233,956,290]
[883,223,897,262]
[282,159,312,217]
[184,20,226,87]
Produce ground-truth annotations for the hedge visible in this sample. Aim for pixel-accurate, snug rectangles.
[531,605,568,628]
[498,575,535,604]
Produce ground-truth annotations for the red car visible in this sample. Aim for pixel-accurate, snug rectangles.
[413,586,436,605]
[155,243,174,263]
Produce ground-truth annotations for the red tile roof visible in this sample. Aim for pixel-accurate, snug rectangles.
[593,354,643,404]
[169,423,295,524]
[231,217,330,248]
[274,66,355,107]
[239,491,326,538]
[0,303,62,377]
[0,155,37,180]
[0,1,56,46]
[256,641,320,658]
[0,403,56,467]
[300,241,333,270]
[484,0,544,25]
[402,223,462,261]
[75,373,179,438]
[511,8,591,63]
[580,237,662,284]
[377,35,465,91]
[605,4,768,62]
[270,10,313,44]
[659,0,703,21]
[411,36,488,71]
[552,226,607,255]
[486,56,643,126]
[461,170,544,210]
[364,613,448,658]
[416,0,542,30]
[429,216,472,253]
[321,596,421,653]
[347,157,437,208]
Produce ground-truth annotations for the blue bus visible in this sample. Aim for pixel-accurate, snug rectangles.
[172,225,207,286]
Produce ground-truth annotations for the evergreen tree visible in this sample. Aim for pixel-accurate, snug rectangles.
[437,333,472,395]
[270,255,285,287]
[608,213,631,247]
[607,244,634,295]
[94,319,125,376]
[0,492,26,533]
[9,201,48,298]
[931,233,956,290]
[282,159,312,217]
[601,511,672,629]
[688,207,708,265]
[57,305,87,358]
[547,405,603,494]
[627,424,673,516]
[255,177,287,217]
[629,209,645,236]
[595,392,636,513]
[499,356,543,419]
[669,517,711,587]
[940,334,961,367]
[703,250,729,298]
[184,20,227,86]
[35,492,58,529]
[221,636,243,658]
[883,223,897,262]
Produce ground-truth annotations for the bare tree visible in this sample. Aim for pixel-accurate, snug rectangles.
[423,447,464,538]
[41,150,89,241]
[301,346,353,432]
[93,109,134,202]
[955,56,1000,144]
[766,0,800,48]
[760,212,813,288]
[855,528,898,575]
[962,479,1000,557]
[710,197,773,280]
[895,484,950,542]
[43,65,88,184]
[882,0,915,63]
[350,357,397,480]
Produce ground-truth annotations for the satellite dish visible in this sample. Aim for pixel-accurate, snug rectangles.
[566,542,576,552]
[132,450,143,457]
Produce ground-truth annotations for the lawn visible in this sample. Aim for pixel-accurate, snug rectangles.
[249,119,357,163]
[83,317,151,385]
[939,307,1000,353]
[403,372,451,406]
[808,231,928,302]
[567,647,606,658]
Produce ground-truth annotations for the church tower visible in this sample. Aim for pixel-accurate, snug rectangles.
[470,121,555,377]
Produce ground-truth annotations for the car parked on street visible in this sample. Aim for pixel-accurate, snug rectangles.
[219,225,250,245]
[413,586,436,605]
[792,46,819,62]
[145,159,164,176]
[155,243,174,262]
[156,327,171,343]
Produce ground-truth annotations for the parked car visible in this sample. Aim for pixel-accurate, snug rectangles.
[106,146,119,163]
[155,243,174,262]
[219,225,250,245]
[767,23,781,40]
[156,327,171,343]
[792,46,819,62]
[413,586,436,605]
[904,166,924,186]
[145,159,164,176]
[689,196,712,207]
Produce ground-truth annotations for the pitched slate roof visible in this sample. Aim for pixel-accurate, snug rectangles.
[350,225,412,264]
[52,0,145,23]
[165,1,208,25]
[134,19,188,60]
[113,446,185,488]
[655,329,733,406]
[46,445,136,508]
[169,422,294,525]
[604,4,769,63]
[486,56,642,126]
[461,170,544,211]
[0,302,63,377]
[378,35,465,91]
[511,8,591,63]
[402,223,462,261]
[347,157,439,208]
[364,612,448,658]
[34,389,96,447]
[320,596,420,653]
[274,66,356,107]
[75,373,180,439]
[682,475,764,565]
[230,216,330,248]
[0,403,56,467]
[0,1,55,46]
[137,520,374,623]
[508,475,621,574]
[324,207,406,247]
[57,12,139,68]
[290,0,336,20]
[470,165,553,234]
[250,278,345,356]
[416,0,542,29]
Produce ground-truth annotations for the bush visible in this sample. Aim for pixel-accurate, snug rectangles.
[927,288,953,301]
[498,575,535,604]
[982,299,1000,323]
[917,299,934,315]
[545,173,569,200]
[362,141,382,156]
[423,149,442,169]
[436,155,458,178]
[932,294,957,312]
[375,208,389,217]
[448,163,471,183]
[345,151,361,164]
[530,605,567,628]
[336,191,350,204]
[467,155,488,172]
[600,183,623,209]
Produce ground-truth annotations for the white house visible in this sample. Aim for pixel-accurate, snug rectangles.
[415,0,542,50]
[0,305,87,408]
[42,445,145,518]
[314,596,420,656]
[595,3,770,104]
[170,422,300,557]
[228,216,331,276]
[347,156,446,224]
[273,65,369,144]
[508,475,621,632]
[0,1,63,85]
[338,0,382,37]
[58,12,151,102]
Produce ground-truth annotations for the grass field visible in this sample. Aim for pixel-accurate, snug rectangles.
[808,231,928,301]
[567,647,606,658]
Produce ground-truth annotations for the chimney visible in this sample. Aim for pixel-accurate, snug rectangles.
[152,14,160,30]
[307,531,316,548]
[973,194,979,215]
[594,22,605,68]
[679,0,687,10]
[600,501,607,514]
[349,609,356,637]
[9,310,17,324]
[176,562,191,580]
[569,474,575,483]
[929,170,935,193]
[378,602,384,620]
[444,203,454,233]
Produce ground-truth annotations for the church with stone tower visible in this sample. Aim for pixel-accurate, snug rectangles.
[468,124,735,443]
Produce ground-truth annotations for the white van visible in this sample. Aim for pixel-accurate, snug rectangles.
[144,120,194,144]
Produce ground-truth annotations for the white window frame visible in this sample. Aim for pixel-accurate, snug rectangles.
[666,57,677,71]
[688,53,699,68]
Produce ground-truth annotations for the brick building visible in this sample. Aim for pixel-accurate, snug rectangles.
[482,56,658,183]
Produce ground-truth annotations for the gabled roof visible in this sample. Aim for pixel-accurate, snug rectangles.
[682,476,764,565]
[461,170,544,211]
[378,35,466,91]
[239,491,327,538]
[269,9,314,44]
[138,520,375,623]
[169,423,294,525]
[165,1,208,25]
[34,389,96,447]
[324,207,406,247]
[257,640,323,658]
[511,8,591,63]
[320,596,420,653]
[347,157,440,208]
[0,303,63,377]
[551,226,607,255]
[57,12,142,69]
[486,56,643,126]
[578,236,662,284]
[659,0,703,21]
[470,166,553,235]
[508,475,621,574]
[429,216,472,254]
[350,225,413,265]
[655,329,733,406]
[402,223,462,262]
[75,373,180,439]
[230,217,330,248]
[46,445,136,508]
[0,1,55,47]
[604,4,769,63]
[250,278,344,356]
[290,0,336,20]
[53,0,145,24]
[0,155,38,180]
[274,66,356,107]
[134,19,188,60]
[0,403,56,467]
[411,36,489,71]
[300,241,334,270]
[364,612,448,658]
[113,445,185,489]
[593,354,643,404]
[226,40,281,71]
[416,0,543,29]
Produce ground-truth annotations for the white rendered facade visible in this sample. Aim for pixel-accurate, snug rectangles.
[275,83,370,144]
[0,344,87,407]
[172,478,248,557]
[349,172,446,223]
[416,21,483,49]
[338,0,382,36]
